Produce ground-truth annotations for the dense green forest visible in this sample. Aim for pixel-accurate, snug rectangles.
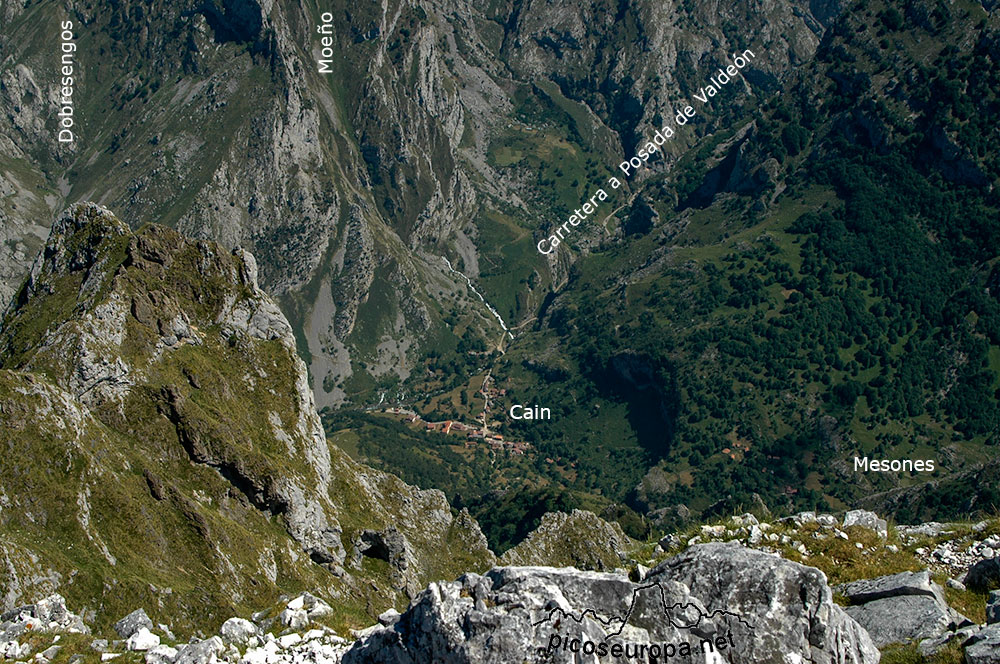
[494,0,1000,527]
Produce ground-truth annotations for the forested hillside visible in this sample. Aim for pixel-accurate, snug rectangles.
[329,0,1000,542]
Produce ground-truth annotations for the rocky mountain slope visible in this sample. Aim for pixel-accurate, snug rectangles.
[0,203,493,634]
[497,508,633,571]
[5,509,1000,664]
[0,0,841,410]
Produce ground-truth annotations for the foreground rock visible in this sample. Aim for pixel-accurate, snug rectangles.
[836,571,970,648]
[966,624,1000,664]
[0,595,88,661]
[343,542,878,664]
[657,543,879,664]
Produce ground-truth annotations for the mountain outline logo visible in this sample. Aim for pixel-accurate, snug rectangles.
[531,580,755,636]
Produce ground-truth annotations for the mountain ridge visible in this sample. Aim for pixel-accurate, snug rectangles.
[0,203,493,633]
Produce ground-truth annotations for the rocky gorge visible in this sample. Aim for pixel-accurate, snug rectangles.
[0,0,845,408]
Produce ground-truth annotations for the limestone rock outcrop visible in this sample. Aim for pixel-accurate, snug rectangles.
[499,509,633,571]
[835,571,969,647]
[342,543,878,664]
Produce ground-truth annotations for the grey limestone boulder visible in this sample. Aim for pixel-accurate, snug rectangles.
[343,542,878,664]
[173,637,224,664]
[919,625,980,657]
[835,570,967,647]
[218,617,258,646]
[279,607,310,630]
[837,570,944,604]
[966,624,1000,664]
[126,628,160,652]
[658,542,879,664]
[287,592,333,619]
[144,644,179,664]
[114,609,154,639]
[843,510,888,538]
[988,590,1000,624]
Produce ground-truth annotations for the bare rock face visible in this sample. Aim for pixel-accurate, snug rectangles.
[655,543,879,664]
[343,543,878,664]
[966,624,1000,664]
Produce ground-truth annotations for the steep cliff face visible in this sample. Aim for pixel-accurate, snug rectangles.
[0,203,493,632]
[501,0,821,145]
[0,0,841,409]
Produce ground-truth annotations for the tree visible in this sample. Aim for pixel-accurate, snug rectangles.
[624,196,656,236]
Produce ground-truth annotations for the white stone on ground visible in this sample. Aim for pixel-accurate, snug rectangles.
[126,628,160,651]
